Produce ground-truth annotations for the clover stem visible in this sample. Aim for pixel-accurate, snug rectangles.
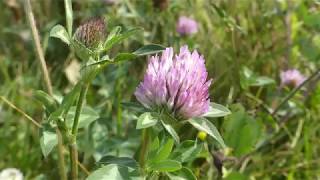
[56,128,67,180]
[70,82,89,180]
[139,128,149,170]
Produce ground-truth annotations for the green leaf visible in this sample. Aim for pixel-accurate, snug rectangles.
[250,76,275,86]
[106,26,122,41]
[60,83,81,113]
[121,102,146,113]
[48,83,81,122]
[212,4,226,18]
[113,53,137,62]
[64,0,73,36]
[86,164,142,180]
[66,106,99,128]
[148,137,163,161]
[98,156,139,169]
[203,103,231,118]
[223,104,262,156]
[148,137,160,158]
[150,138,174,163]
[148,160,182,172]
[240,67,275,88]
[170,140,202,163]
[136,112,158,129]
[40,125,58,157]
[85,59,113,69]
[167,167,197,180]
[49,25,70,45]
[104,28,142,51]
[225,171,248,180]
[33,90,58,114]
[188,117,226,148]
[160,120,180,144]
[133,44,165,56]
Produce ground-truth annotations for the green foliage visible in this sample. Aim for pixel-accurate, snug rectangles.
[149,138,174,163]
[170,140,203,163]
[86,164,141,180]
[167,167,197,180]
[136,112,158,129]
[33,90,58,114]
[133,44,165,56]
[223,104,263,156]
[160,118,180,144]
[104,27,142,51]
[1,0,320,179]
[50,25,71,45]
[98,156,139,169]
[240,66,275,89]
[147,160,182,172]
[40,125,58,157]
[48,83,81,122]
[224,171,248,180]
[66,106,99,128]
[188,117,226,148]
[203,103,231,118]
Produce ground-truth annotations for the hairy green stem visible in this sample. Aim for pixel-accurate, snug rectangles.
[56,128,67,180]
[69,143,78,180]
[70,83,89,180]
[72,83,89,135]
[139,128,149,170]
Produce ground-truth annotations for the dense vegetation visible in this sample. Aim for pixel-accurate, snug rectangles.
[0,0,320,179]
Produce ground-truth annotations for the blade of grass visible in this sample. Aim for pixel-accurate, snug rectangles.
[0,96,41,128]
[64,0,73,36]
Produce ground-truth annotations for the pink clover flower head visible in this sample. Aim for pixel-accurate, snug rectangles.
[280,69,306,88]
[135,45,211,119]
[176,16,198,36]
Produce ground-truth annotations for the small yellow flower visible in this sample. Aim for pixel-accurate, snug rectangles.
[197,131,207,141]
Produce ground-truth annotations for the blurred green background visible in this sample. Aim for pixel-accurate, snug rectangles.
[1,0,320,179]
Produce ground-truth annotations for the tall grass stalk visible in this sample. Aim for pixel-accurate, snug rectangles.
[24,0,67,179]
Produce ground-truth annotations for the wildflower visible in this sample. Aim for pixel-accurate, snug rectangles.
[280,69,306,88]
[74,17,106,49]
[134,45,211,119]
[197,131,207,141]
[0,168,23,180]
[176,16,198,36]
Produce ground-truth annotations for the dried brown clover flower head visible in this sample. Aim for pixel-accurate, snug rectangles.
[152,0,168,11]
[74,17,106,48]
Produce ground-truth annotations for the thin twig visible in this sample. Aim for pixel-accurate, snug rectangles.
[24,0,53,95]
[24,1,67,179]
[253,159,320,177]
[78,161,90,176]
[0,96,42,128]
[0,95,90,176]
[272,69,320,116]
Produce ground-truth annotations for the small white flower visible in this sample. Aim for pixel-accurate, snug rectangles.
[0,168,23,180]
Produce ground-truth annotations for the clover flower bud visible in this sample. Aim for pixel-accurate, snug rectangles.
[74,17,106,49]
